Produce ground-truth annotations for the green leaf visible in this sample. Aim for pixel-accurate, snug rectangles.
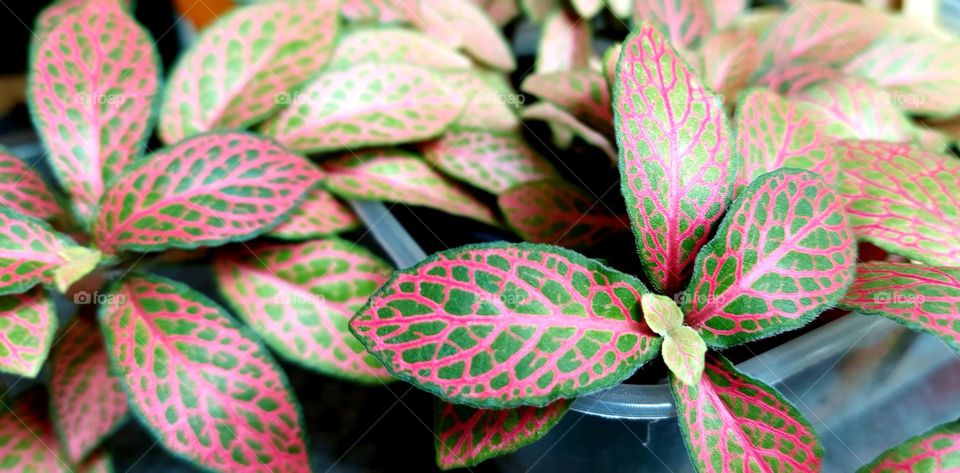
[661,325,706,386]
[857,420,960,472]
[640,293,683,337]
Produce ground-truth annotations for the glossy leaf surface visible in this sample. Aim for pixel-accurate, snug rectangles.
[351,243,661,408]
[0,289,57,377]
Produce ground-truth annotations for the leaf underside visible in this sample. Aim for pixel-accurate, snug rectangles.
[350,242,661,408]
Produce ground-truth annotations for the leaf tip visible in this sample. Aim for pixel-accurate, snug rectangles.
[54,246,101,293]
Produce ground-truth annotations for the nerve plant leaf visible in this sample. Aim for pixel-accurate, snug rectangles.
[29,0,159,224]
[215,239,394,383]
[614,23,736,295]
[521,103,617,162]
[341,0,412,23]
[536,9,592,73]
[838,262,960,354]
[835,140,960,266]
[632,0,712,50]
[442,69,520,132]
[709,0,747,29]
[498,180,629,250]
[640,293,683,336]
[472,0,520,26]
[92,132,323,254]
[794,77,913,143]
[735,88,838,190]
[520,71,613,136]
[846,36,960,117]
[0,289,57,377]
[0,207,101,296]
[435,399,572,469]
[0,149,64,222]
[158,0,339,144]
[416,0,516,71]
[0,389,70,472]
[640,294,705,385]
[672,354,823,472]
[268,187,360,241]
[857,420,960,473]
[263,63,464,152]
[421,130,558,194]
[50,316,128,463]
[99,274,309,472]
[350,243,662,408]
[683,170,856,348]
[324,150,498,226]
[329,27,472,70]
[698,30,760,106]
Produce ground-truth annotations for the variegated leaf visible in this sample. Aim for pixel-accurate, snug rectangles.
[0,207,100,295]
[672,354,823,472]
[614,23,736,295]
[633,0,712,50]
[263,63,464,152]
[709,0,747,29]
[472,0,520,26]
[735,88,838,190]
[683,170,856,348]
[435,399,572,469]
[835,140,960,266]
[329,27,472,70]
[92,132,323,254]
[416,0,516,71]
[158,0,339,143]
[0,149,64,222]
[442,69,520,132]
[536,9,592,73]
[99,274,309,472]
[857,420,960,473]
[0,289,57,377]
[268,187,360,240]
[498,179,629,250]
[29,0,159,224]
[661,325,706,386]
[351,243,662,408]
[341,0,413,23]
[794,76,914,143]
[50,316,128,463]
[324,149,498,225]
[520,71,613,136]
[521,102,617,162]
[846,36,960,117]
[0,389,70,472]
[214,239,394,383]
[421,131,558,194]
[838,262,960,354]
[698,30,760,106]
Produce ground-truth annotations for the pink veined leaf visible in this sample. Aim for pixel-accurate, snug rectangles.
[98,274,309,472]
[263,63,465,153]
[521,102,617,163]
[845,36,960,117]
[683,169,856,348]
[435,399,572,469]
[49,316,128,463]
[614,23,736,295]
[420,130,558,194]
[672,354,823,472]
[472,0,520,26]
[79,449,113,473]
[416,0,516,71]
[441,69,521,132]
[0,388,70,472]
[735,88,839,191]
[603,44,622,87]
[835,140,960,266]
[755,63,844,97]
[520,70,613,136]
[838,262,960,354]
[857,420,960,473]
[498,179,630,250]
[35,0,129,38]
[214,238,395,383]
[793,76,914,143]
[0,207,100,296]
[350,242,662,408]
[0,289,57,377]
[0,149,64,222]
[757,2,890,76]
[92,132,323,254]
[341,0,413,22]
[268,187,361,240]
[158,0,339,144]
[698,30,760,106]
[29,0,159,224]
[329,27,472,70]
[324,149,499,226]
[571,0,602,19]
[633,0,713,50]
[519,0,560,23]
[536,9,592,73]
[709,0,747,29]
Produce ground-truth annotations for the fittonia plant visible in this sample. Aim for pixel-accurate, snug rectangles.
[350,23,860,470]
[1,0,401,471]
